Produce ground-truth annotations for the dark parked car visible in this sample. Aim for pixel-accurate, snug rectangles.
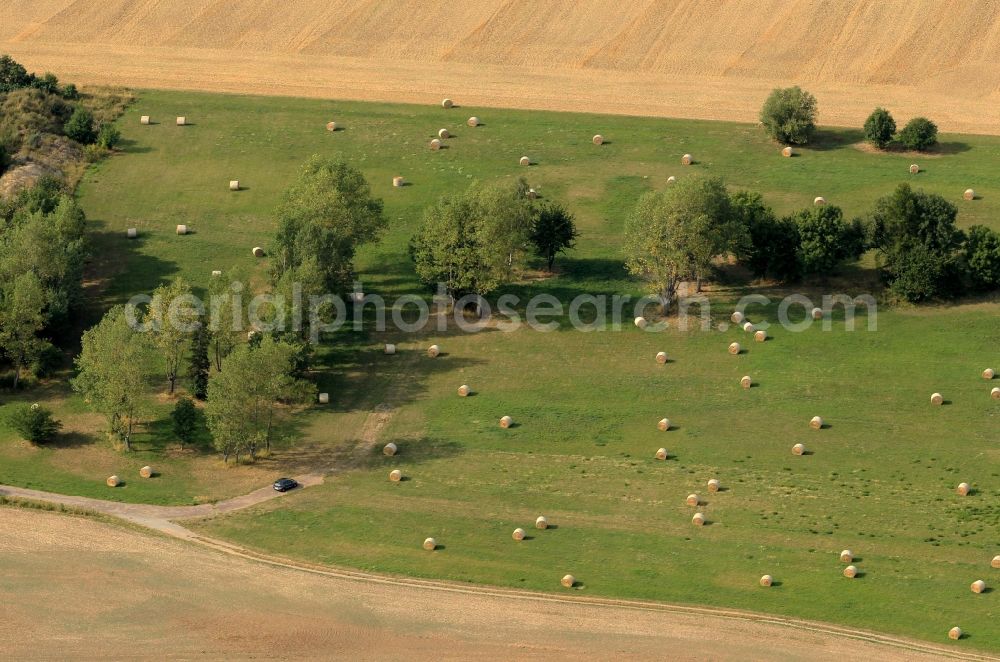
[273,477,298,492]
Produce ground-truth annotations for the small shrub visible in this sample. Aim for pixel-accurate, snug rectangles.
[963,225,1000,291]
[7,403,62,444]
[898,117,938,151]
[172,397,198,445]
[760,86,818,145]
[61,83,79,100]
[63,106,97,144]
[863,107,896,149]
[97,123,120,150]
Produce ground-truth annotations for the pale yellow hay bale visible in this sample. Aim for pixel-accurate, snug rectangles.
[383,442,398,456]
[139,466,153,479]
[527,188,538,199]
[247,330,257,341]
[814,197,826,206]
[957,482,971,496]
[792,443,806,455]
[384,343,396,355]
[427,344,440,358]
[754,330,767,343]
[176,116,186,126]
[106,475,120,487]
[519,156,531,166]
[252,246,265,257]
[318,392,329,404]
[731,311,745,325]
[811,307,824,320]
[127,228,137,239]
[991,555,1000,569]
[535,516,548,530]
[743,321,755,333]
[561,574,575,588]
[655,447,668,460]
[810,416,823,430]
[909,164,919,174]
[500,415,513,429]
[931,392,943,405]
[442,99,453,109]
[458,384,470,397]
[211,270,222,277]
[229,180,240,191]
[512,527,526,541]
[971,580,986,594]
[592,134,604,145]
[656,351,668,364]
[707,478,721,492]
[657,418,670,432]
[741,375,752,389]
[634,317,648,329]
[782,146,793,157]
[840,549,853,563]
[964,189,975,201]
[351,292,364,303]
[438,128,449,139]
[992,387,1000,400]
[176,224,188,235]
[728,342,741,355]
[423,537,437,551]
[393,176,405,187]
[140,115,150,125]
[759,574,773,587]
[843,565,858,578]
[983,368,995,380]
[430,138,442,151]
[389,469,402,482]
[692,512,705,526]
[326,121,337,132]
[949,627,962,640]
[681,154,693,165]
[686,494,699,507]
[666,176,677,185]
[467,116,480,127]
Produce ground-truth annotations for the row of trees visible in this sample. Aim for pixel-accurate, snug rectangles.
[864,108,938,151]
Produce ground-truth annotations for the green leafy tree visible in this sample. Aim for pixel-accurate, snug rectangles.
[147,277,199,395]
[172,397,198,445]
[63,106,96,145]
[188,319,211,400]
[863,107,896,149]
[898,117,938,151]
[73,306,148,451]
[760,86,818,145]
[530,201,578,272]
[792,205,867,277]
[963,225,1000,292]
[0,55,33,92]
[206,270,247,371]
[7,403,61,444]
[731,191,800,281]
[0,272,49,388]
[31,72,59,95]
[97,124,121,150]
[272,157,386,293]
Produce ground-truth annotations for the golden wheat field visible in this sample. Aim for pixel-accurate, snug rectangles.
[3,0,1000,132]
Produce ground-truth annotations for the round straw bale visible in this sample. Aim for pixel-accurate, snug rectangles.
[634,317,648,329]
[657,418,670,432]
[810,416,823,430]
[811,307,824,320]
[728,342,741,355]
[139,466,153,479]
[176,224,188,235]
[843,565,858,578]
[393,176,405,187]
[519,156,530,166]
[427,344,440,358]
[326,121,337,131]
[512,527,526,541]
[656,351,668,364]
[991,555,1000,569]
[106,475,120,487]
[561,574,575,588]
[383,442,398,456]
[957,482,971,496]
[389,469,402,482]
[707,478,721,492]
[127,228,137,239]
[792,443,806,456]
[782,146,793,157]
[527,188,538,199]
[655,447,668,460]
[176,117,186,126]
[692,512,705,526]
[423,537,437,551]
[318,392,329,404]
[384,343,396,355]
[992,387,1000,400]
[949,627,962,640]
[229,180,240,191]
[252,246,264,257]
[430,138,442,151]
[500,415,513,429]
[666,176,677,185]
[931,392,943,405]
[971,580,986,594]
[743,321,755,333]
[681,154,693,165]
[686,493,699,507]
[467,116,479,127]
[964,189,975,201]
[211,270,222,277]
[593,134,604,145]
[759,574,773,587]
[754,330,767,343]
[438,128,449,139]
[535,516,548,530]
[983,368,995,380]
[731,311,745,325]
[840,549,853,563]
[741,375,752,389]
[909,164,919,174]
[458,384,470,397]
[814,197,826,206]
[442,99,453,109]
[140,115,150,125]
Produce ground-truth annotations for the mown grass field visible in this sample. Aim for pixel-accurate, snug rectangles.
[1,89,998,649]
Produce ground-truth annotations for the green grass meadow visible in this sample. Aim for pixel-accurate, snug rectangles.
[1,89,998,649]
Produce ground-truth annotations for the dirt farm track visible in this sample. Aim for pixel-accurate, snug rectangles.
[4,1,1000,134]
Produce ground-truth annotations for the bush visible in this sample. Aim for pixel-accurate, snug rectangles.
[963,225,1000,291]
[898,117,938,151]
[61,83,79,100]
[172,397,198,445]
[29,343,64,378]
[0,143,8,175]
[96,123,120,150]
[63,106,97,144]
[30,72,60,95]
[7,403,61,443]
[0,54,33,92]
[793,205,867,277]
[760,86,818,145]
[863,107,896,149]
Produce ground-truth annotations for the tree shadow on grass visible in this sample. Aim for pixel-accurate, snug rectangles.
[806,128,865,152]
